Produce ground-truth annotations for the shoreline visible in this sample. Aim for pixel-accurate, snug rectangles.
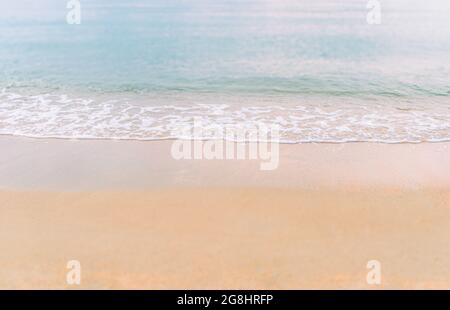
[3,133,450,145]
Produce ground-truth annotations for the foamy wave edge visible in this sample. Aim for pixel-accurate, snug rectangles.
[2,91,450,144]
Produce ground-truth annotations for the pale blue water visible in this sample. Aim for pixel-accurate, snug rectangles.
[1,0,450,142]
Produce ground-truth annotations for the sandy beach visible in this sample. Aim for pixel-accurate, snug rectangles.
[1,136,450,289]
[2,0,450,293]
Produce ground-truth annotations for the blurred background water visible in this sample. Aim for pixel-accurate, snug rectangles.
[0,0,449,142]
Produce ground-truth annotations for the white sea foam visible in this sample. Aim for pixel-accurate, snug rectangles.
[1,91,450,143]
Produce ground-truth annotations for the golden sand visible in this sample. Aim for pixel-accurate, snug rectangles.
[1,188,450,289]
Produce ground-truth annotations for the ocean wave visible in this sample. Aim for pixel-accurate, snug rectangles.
[1,91,450,144]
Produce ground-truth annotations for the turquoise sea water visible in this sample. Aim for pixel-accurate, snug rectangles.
[0,0,449,142]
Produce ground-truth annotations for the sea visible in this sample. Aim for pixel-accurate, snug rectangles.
[0,0,449,143]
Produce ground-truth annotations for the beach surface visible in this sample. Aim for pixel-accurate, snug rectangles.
[1,136,450,289]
